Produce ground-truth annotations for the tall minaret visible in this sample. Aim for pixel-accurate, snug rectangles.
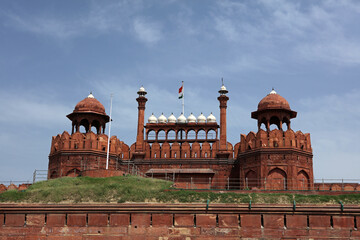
[135,86,147,155]
[217,81,230,158]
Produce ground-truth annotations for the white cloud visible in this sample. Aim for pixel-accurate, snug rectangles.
[211,0,360,66]
[133,18,162,44]
[214,17,240,42]
[1,1,144,40]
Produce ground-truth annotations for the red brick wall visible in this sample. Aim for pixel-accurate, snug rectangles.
[0,211,358,238]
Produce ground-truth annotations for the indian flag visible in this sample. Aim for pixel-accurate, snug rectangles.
[178,83,184,99]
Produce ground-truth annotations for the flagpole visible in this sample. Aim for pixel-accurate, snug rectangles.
[182,81,184,115]
[106,93,113,170]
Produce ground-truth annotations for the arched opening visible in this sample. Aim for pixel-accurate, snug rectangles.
[79,119,89,133]
[207,129,217,140]
[177,129,186,140]
[282,117,290,131]
[148,130,156,140]
[197,129,206,140]
[269,116,280,130]
[66,168,80,177]
[297,170,310,190]
[259,117,267,130]
[79,126,86,133]
[245,170,257,189]
[91,126,98,133]
[167,130,176,140]
[187,130,196,140]
[266,168,287,190]
[91,120,100,134]
[158,130,166,140]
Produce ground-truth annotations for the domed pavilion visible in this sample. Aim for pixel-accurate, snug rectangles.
[67,93,110,134]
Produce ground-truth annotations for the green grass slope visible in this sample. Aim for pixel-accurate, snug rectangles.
[1,175,360,204]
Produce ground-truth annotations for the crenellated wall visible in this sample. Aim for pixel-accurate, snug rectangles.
[48,131,130,178]
[237,129,312,153]
[50,131,129,156]
[236,129,314,191]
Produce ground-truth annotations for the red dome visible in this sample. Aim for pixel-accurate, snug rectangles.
[257,90,291,111]
[74,94,106,115]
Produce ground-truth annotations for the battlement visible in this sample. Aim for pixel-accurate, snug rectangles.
[49,131,130,158]
[238,129,312,154]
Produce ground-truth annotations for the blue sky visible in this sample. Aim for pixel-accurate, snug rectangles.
[1,0,360,182]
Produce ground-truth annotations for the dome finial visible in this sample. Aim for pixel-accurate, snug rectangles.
[88,92,94,98]
[219,78,228,95]
[168,113,176,123]
[270,88,277,95]
[207,112,216,123]
[158,113,167,123]
[137,86,147,97]
[197,112,206,123]
[187,113,196,123]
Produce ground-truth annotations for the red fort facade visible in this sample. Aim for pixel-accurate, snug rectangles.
[48,86,314,190]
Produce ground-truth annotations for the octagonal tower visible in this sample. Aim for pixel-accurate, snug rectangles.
[237,89,314,190]
[48,93,129,179]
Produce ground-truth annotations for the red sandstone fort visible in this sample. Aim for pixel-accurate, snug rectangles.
[2,85,360,240]
[48,85,315,191]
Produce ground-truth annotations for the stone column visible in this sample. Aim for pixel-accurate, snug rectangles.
[218,94,229,152]
[134,87,148,159]
[135,96,147,152]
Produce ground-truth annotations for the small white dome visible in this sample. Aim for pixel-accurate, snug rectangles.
[158,113,167,123]
[148,113,157,123]
[197,113,206,123]
[139,86,146,92]
[187,113,196,123]
[207,113,216,123]
[168,113,176,123]
[88,92,94,98]
[177,113,186,123]
[269,88,277,94]
[220,85,227,91]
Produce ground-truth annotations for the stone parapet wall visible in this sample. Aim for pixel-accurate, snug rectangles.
[0,203,359,239]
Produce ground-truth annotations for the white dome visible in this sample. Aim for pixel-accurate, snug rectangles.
[207,113,216,123]
[187,113,196,123]
[220,85,227,91]
[197,113,206,123]
[139,86,146,92]
[177,113,186,123]
[148,113,157,123]
[168,113,176,123]
[158,113,167,123]
[269,88,277,94]
[88,92,94,98]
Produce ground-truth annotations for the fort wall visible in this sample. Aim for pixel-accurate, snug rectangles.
[1,203,359,239]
